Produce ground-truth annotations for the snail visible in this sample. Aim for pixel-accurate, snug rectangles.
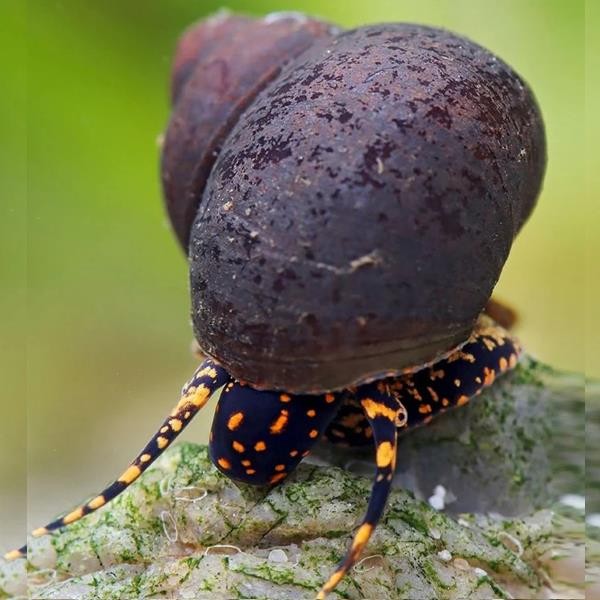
[6,13,545,599]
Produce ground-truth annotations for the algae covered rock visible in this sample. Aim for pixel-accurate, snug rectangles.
[0,443,583,600]
[0,358,587,599]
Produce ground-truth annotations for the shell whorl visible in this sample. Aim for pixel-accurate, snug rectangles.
[162,17,546,393]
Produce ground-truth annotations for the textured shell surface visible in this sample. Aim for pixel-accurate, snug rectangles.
[185,23,545,393]
[162,13,336,249]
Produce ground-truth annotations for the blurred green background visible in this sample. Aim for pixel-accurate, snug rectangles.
[1,0,594,551]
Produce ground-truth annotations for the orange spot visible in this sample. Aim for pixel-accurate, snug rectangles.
[274,464,286,472]
[408,387,423,402]
[217,457,231,470]
[376,441,394,468]
[351,523,373,551]
[254,441,267,452]
[157,436,169,449]
[227,412,244,431]
[456,395,469,406]
[289,450,299,457]
[246,468,256,475]
[241,459,252,467]
[173,384,211,415]
[306,409,316,417]
[32,527,49,537]
[279,393,291,403]
[509,353,518,368]
[160,426,169,433]
[118,464,141,484]
[460,351,476,363]
[498,356,508,371]
[324,393,336,403]
[232,441,245,453]
[269,472,287,484]
[140,453,152,462]
[62,507,84,525]
[418,404,432,414]
[483,367,496,386]
[309,429,319,438]
[361,398,398,422]
[430,369,445,380]
[442,398,450,407]
[302,450,310,457]
[482,337,496,351]
[197,366,218,379]
[454,379,461,387]
[169,418,183,432]
[269,410,289,434]
[87,495,106,510]
[427,386,439,402]
[318,570,345,597]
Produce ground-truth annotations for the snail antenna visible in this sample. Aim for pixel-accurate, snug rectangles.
[4,358,231,561]
[317,319,522,597]
[317,383,400,599]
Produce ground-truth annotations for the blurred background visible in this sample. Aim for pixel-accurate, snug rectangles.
[1,0,594,551]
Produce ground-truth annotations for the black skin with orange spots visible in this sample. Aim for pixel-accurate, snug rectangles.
[7,318,520,599]
[210,384,342,485]
[324,318,520,446]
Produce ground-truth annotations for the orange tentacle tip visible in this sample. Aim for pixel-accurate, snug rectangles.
[4,549,25,561]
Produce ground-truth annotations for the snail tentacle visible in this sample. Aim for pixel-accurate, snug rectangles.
[318,383,400,599]
[317,319,522,597]
[5,358,231,561]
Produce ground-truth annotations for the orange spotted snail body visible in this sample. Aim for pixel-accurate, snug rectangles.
[8,13,546,598]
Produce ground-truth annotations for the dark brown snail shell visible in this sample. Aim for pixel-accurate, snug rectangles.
[162,12,337,250]
[162,17,546,394]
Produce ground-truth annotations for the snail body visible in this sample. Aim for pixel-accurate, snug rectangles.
[8,14,545,599]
